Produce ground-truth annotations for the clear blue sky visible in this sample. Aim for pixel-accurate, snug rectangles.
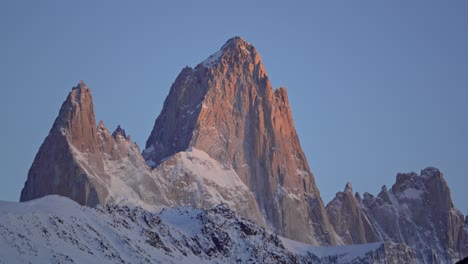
[1,1,467,214]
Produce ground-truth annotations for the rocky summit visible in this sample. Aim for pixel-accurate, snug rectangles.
[17,37,468,263]
[144,36,337,245]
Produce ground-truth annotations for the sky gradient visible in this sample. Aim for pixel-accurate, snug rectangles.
[1,1,467,214]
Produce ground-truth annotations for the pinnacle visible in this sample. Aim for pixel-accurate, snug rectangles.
[221,36,255,56]
[112,125,127,139]
[97,121,111,135]
[221,36,252,50]
[201,36,257,68]
[344,182,353,193]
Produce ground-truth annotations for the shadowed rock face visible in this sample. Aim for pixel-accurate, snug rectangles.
[329,168,468,263]
[144,37,338,245]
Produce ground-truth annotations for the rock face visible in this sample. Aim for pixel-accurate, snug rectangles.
[144,37,338,245]
[328,168,468,263]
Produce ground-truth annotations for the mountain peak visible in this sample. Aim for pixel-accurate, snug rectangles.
[421,167,441,178]
[221,36,253,50]
[20,81,103,206]
[112,125,127,140]
[201,36,259,68]
[49,81,98,153]
[97,120,106,130]
[144,36,338,245]
[344,182,353,193]
[73,80,88,90]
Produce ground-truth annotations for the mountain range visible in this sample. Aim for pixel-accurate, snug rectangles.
[10,37,468,263]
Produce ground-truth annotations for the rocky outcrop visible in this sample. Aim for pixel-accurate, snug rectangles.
[144,36,338,245]
[330,168,468,263]
[326,182,380,244]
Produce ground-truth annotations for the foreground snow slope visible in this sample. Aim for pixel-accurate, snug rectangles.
[0,196,416,264]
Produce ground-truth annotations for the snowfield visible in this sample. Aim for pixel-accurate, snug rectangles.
[0,195,414,264]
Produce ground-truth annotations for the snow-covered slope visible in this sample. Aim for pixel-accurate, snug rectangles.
[0,196,416,264]
[153,148,265,226]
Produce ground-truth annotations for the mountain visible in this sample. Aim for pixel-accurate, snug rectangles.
[16,37,468,263]
[144,36,337,245]
[327,168,468,263]
[0,195,416,264]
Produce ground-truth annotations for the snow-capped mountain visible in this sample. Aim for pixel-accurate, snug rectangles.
[16,37,468,263]
[144,36,337,245]
[21,37,338,246]
[0,195,416,264]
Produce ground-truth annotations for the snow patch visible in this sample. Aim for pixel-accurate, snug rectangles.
[159,207,203,237]
[142,145,154,155]
[146,160,156,167]
[177,148,247,190]
[201,50,222,68]
[281,237,383,263]
[402,188,423,200]
[59,127,67,136]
